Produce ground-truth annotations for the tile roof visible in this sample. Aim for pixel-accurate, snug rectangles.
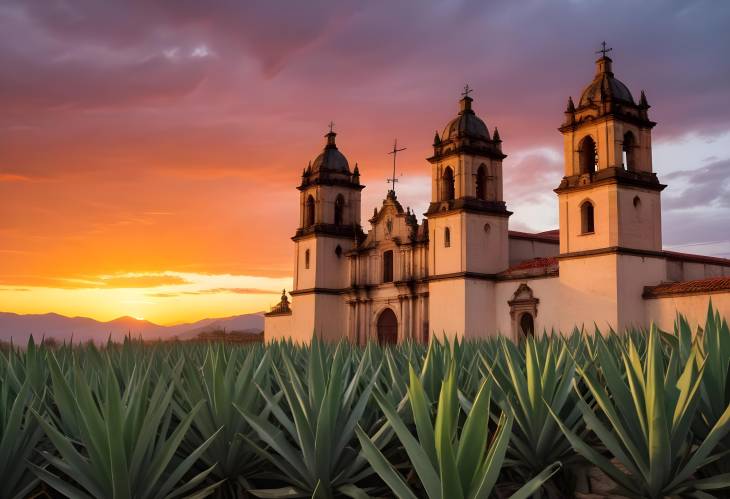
[499,257,559,279]
[643,276,730,298]
[508,257,559,271]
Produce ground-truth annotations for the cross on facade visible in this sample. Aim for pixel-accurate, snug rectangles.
[387,139,406,194]
[328,121,335,133]
[462,84,473,98]
[596,41,612,58]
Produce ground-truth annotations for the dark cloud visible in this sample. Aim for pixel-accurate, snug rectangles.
[664,158,730,210]
[1,1,729,136]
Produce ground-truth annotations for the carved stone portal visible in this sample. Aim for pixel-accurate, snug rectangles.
[508,283,539,338]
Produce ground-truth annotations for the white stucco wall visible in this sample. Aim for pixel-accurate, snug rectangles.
[508,238,559,266]
[616,253,667,331]
[645,292,730,332]
[264,314,292,343]
[428,279,466,339]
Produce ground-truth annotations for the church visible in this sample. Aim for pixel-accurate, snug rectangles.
[264,48,730,344]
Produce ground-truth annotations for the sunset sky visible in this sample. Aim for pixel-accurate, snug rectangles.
[1,1,729,324]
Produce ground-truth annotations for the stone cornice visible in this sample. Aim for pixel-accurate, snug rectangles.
[558,246,666,261]
[426,198,512,218]
[297,177,365,191]
[554,168,666,194]
[559,111,656,133]
[292,224,364,241]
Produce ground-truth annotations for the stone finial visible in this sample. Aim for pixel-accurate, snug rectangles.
[492,127,501,142]
[639,90,649,107]
[433,131,441,145]
[566,96,576,113]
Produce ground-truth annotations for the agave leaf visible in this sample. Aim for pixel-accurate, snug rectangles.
[408,364,437,467]
[354,425,418,499]
[455,378,491,492]
[373,390,441,498]
[469,414,513,499]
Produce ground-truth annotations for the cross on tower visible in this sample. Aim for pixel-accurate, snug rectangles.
[462,84,473,98]
[596,41,613,58]
[328,121,335,133]
[387,139,406,194]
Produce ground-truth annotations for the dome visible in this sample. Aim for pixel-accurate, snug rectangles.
[310,132,350,174]
[441,111,490,141]
[579,57,635,107]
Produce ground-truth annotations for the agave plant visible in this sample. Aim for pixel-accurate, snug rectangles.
[0,379,45,499]
[551,325,730,498]
[31,354,221,499]
[695,303,730,476]
[238,340,381,497]
[483,334,585,497]
[356,363,560,498]
[177,344,272,497]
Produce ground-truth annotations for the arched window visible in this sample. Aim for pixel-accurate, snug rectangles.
[581,201,595,234]
[476,164,487,200]
[579,136,598,174]
[305,195,315,226]
[382,250,394,283]
[520,313,534,337]
[334,194,345,225]
[304,249,310,269]
[444,227,451,247]
[623,132,637,171]
[442,167,455,201]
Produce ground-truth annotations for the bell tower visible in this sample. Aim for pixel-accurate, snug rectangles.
[290,127,364,340]
[555,45,668,332]
[426,88,511,338]
[556,45,665,255]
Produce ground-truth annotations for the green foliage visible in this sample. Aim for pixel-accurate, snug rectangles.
[0,306,727,497]
[356,363,560,498]
[551,323,730,498]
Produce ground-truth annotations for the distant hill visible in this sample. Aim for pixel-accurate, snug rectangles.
[0,311,265,344]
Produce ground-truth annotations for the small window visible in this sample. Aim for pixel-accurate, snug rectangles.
[335,245,342,258]
[305,195,315,226]
[334,194,345,225]
[382,250,394,283]
[633,196,641,208]
[444,227,451,247]
[304,249,310,269]
[581,201,595,234]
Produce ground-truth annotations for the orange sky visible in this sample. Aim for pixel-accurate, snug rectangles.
[2,2,729,324]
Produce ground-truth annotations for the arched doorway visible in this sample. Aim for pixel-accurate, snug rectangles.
[377,308,398,345]
[520,313,534,337]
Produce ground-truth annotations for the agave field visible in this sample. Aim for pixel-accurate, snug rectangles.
[2,307,730,499]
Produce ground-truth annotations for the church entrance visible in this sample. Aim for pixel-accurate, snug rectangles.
[377,308,398,345]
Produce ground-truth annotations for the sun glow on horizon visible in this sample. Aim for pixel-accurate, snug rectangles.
[0,271,292,324]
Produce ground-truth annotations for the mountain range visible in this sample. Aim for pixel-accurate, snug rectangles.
[0,311,265,344]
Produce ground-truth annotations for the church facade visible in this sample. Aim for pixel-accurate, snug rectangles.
[265,51,730,343]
